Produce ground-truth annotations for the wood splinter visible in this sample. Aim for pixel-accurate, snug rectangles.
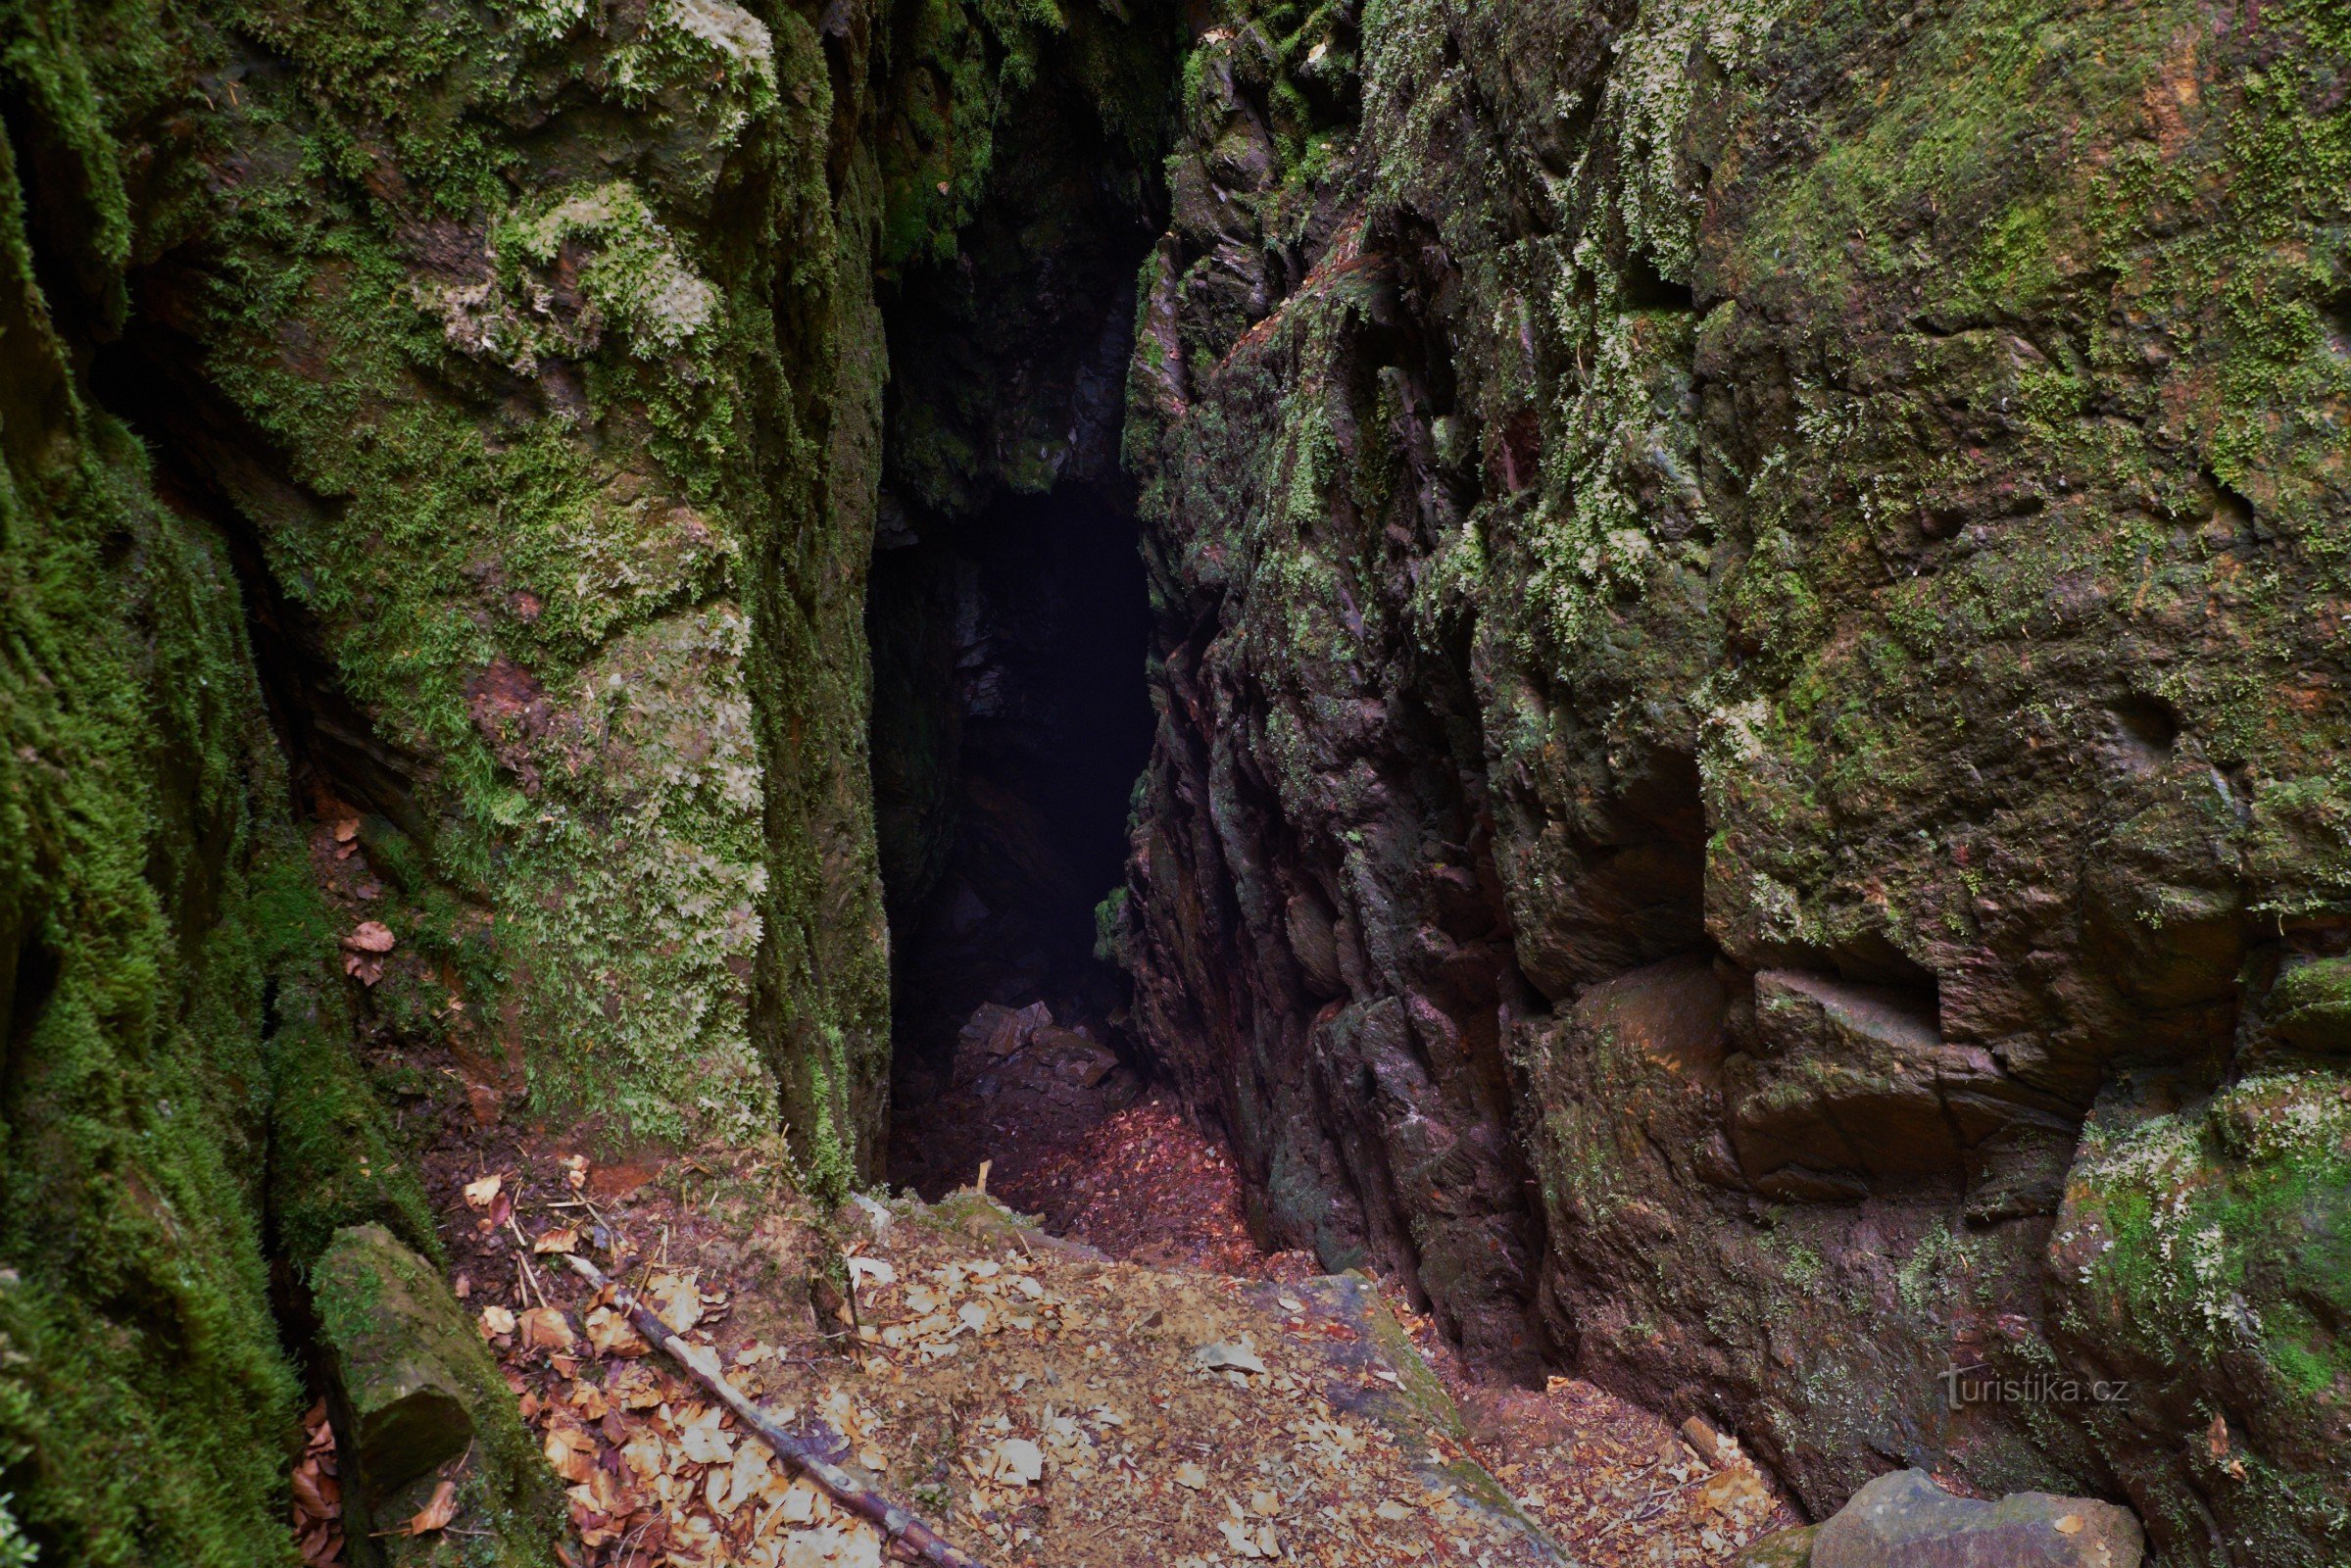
[561,1253,990,1568]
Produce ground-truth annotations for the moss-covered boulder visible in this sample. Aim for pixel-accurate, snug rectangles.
[2267,957,2351,1056]
[1732,1525,1819,1568]
[313,1225,563,1568]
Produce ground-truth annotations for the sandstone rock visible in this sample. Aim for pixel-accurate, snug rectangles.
[315,1227,480,1498]
[313,1225,563,1565]
[1110,0,2351,1553]
[1731,1527,1818,1568]
[961,1003,1030,1058]
[1810,1472,2142,1568]
[2269,956,2351,1054]
[1725,970,2073,1200]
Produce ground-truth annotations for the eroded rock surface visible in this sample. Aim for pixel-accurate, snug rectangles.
[1106,0,2351,1559]
[1809,1470,2143,1568]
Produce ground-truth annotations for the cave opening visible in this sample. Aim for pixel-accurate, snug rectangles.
[868,478,1157,1198]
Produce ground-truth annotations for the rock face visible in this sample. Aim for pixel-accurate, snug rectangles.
[1107,0,2351,1559]
[0,0,1169,1557]
[9,0,2351,1560]
[1809,1471,2143,1568]
[1,6,443,1559]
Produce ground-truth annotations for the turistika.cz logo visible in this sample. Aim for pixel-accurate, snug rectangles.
[1939,1365,2131,1411]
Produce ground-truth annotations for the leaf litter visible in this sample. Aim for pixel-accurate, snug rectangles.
[300,808,1805,1567]
[424,1134,1797,1568]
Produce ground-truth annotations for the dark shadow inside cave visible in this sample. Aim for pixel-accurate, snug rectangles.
[867,480,1156,1195]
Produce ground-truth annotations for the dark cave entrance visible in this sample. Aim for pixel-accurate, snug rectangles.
[868,480,1156,1196]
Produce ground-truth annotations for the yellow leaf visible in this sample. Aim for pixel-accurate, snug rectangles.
[542,1426,598,1484]
[533,1227,578,1254]
[2055,1514,2084,1536]
[585,1305,648,1358]
[1698,1466,1769,1515]
[462,1174,503,1208]
[478,1304,516,1337]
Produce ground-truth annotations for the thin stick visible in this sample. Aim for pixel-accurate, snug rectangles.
[507,1215,549,1309]
[561,1253,990,1568]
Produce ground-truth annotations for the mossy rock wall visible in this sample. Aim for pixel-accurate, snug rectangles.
[1111,0,2351,1560]
[0,5,436,1560]
[0,0,1166,1556]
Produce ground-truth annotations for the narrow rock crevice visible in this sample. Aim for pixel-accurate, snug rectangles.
[88,297,435,847]
[870,478,1156,1196]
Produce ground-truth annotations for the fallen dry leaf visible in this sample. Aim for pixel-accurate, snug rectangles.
[533,1226,578,1254]
[462,1173,503,1208]
[478,1304,516,1337]
[518,1306,576,1351]
[543,1425,598,1484]
[1219,1518,1278,1558]
[1195,1340,1267,1375]
[991,1438,1044,1487]
[343,920,396,955]
[408,1480,458,1535]
[648,1274,701,1333]
[291,1462,335,1519]
[585,1304,650,1358]
[1698,1466,1769,1515]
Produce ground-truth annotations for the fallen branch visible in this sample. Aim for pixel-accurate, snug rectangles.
[561,1253,989,1568]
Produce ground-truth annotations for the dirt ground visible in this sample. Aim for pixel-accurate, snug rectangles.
[394,1137,1799,1568]
[298,830,1804,1567]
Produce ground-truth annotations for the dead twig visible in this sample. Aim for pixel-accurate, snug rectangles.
[561,1252,990,1568]
[506,1213,549,1308]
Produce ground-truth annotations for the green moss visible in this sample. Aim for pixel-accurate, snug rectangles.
[0,101,308,1546]
[254,840,439,1273]
[2269,956,2351,1054]
[312,1227,563,1568]
[0,8,529,1559]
